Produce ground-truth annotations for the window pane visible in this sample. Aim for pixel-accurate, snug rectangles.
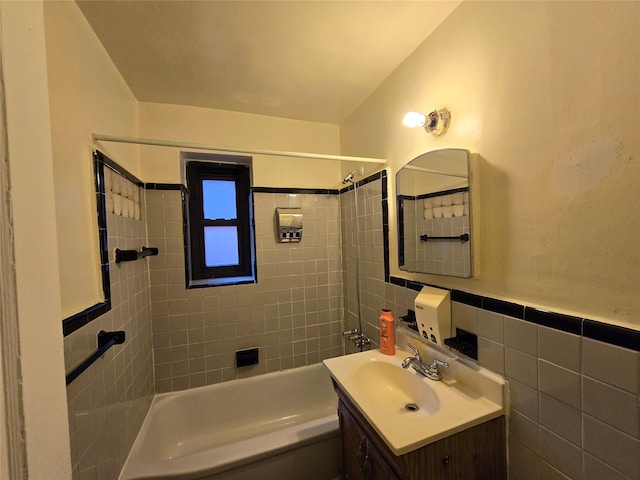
[202,180,236,220]
[204,226,239,267]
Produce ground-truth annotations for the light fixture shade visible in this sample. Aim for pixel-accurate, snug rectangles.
[427,109,451,136]
[402,109,451,136]
[402,111,427,128]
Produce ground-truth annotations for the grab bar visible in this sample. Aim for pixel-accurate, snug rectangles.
[65,330,126,385]
[115,246,158,263]
[420,233,469,242]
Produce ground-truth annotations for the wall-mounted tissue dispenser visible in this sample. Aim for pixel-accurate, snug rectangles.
[275,208,303,243]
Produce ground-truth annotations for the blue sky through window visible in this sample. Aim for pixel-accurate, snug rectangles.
[202,180,236,220]
[204,226,239,267]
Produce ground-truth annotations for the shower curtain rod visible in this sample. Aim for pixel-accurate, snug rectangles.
[92,133,387,165]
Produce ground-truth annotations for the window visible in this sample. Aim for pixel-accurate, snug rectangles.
[185,159,256,287]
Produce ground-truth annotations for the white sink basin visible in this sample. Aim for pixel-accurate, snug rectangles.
[323,344,506,455]
[353,360,440,415]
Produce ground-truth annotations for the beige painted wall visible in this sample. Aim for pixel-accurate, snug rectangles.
[341,1,640,329]
[138,102,342,188]
[1,2,72,477]
[44,1,139,318]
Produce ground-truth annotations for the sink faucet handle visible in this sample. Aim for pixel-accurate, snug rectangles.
[423,358,449,381]
[431,358,449,369]
[406,343,421,359]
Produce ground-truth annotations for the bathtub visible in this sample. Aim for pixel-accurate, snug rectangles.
[119,363,340,480]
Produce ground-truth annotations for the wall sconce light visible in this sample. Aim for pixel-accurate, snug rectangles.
[402,109,451,136]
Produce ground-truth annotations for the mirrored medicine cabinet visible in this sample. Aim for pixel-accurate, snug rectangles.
[396,148,473,278]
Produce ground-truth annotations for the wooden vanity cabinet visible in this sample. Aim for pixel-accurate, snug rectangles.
[335,387,506,480]
[339,397,403,480]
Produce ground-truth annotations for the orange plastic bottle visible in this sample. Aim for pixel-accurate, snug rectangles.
[379,309,395,355]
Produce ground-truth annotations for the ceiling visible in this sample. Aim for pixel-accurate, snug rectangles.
[76,1,460,124]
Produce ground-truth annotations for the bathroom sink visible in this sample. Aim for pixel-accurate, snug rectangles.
[353,360,440,415]
[323,343,506,455]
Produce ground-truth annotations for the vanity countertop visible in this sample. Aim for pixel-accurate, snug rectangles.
[323,345,506,455]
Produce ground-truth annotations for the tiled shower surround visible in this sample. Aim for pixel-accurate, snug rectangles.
[341,176,387,354]
[64,168,639,480]
[64,212,154,479]
[145,188,344,392]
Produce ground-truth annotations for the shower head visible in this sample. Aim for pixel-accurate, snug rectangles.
[342,167,364,184]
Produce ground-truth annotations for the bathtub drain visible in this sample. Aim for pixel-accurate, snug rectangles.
[404,403,419,412]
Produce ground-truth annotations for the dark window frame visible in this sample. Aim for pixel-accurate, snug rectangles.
[185,160,256,286]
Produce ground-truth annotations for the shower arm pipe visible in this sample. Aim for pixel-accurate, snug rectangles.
[91,133,388,165]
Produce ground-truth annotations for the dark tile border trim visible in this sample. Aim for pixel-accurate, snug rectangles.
[146,184,343,195]
[483,297,525,320]
[583,320,640,351]
[63,150,113,337]
[63,301,111,337]
[388,276,444,294]
[388,275,639,352]
[252,186,340,195]
[451,290,483,308]
[101,154,143,186]
[145,183,183,191]
[148,174,386,197]
[524,307,582,335]
[417,186,469,200]
[146,184,342,196]
[381,171,390,283]
[339,170,383,193]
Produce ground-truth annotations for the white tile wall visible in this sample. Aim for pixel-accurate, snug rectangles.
[65,213,154,480]
[384,286,639,479]
[146,189,344,392]
[340,179,386,354]
[446,306,640,479]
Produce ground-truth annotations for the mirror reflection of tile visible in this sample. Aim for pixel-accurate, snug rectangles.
[403,190,470,277]
[396,148,471,278]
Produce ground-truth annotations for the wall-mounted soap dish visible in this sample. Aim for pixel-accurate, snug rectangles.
[444,328,478,360]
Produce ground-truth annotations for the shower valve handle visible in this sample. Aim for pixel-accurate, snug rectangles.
[343,328,359,337]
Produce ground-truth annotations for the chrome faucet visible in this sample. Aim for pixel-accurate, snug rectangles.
[401,342,423,366]
[342,328,371,350]
[402,343,448,381]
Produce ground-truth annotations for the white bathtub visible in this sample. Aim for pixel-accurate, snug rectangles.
[119,363,340,480]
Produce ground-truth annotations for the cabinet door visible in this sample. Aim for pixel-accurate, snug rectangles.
[366,443,400,480]
[339,403,367,480]
[339,401,401,480]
